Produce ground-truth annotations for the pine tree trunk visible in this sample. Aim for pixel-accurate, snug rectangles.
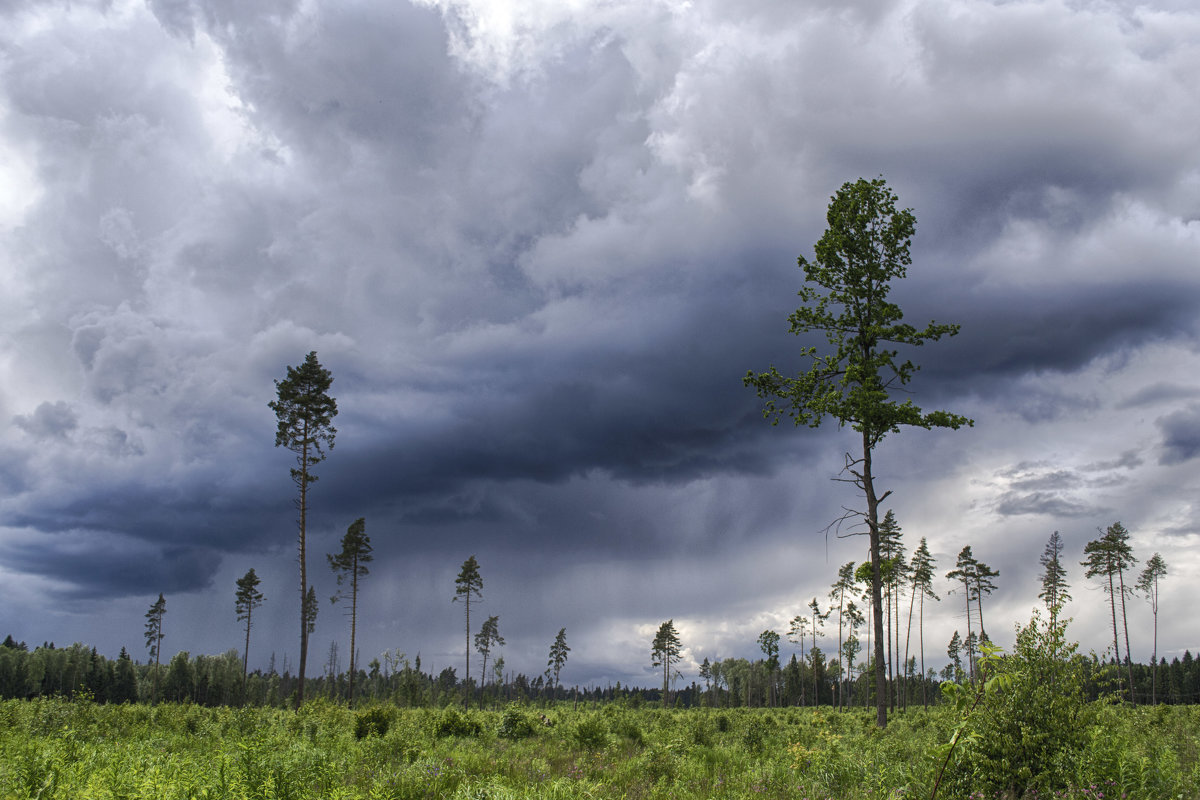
[297,426,309,709]
[1106,570,1121,697]
[863,431,887,728]
[349,554,358,706]
[1117,567,1134,705]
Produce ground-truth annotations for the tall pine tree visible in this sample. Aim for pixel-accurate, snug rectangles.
[270,351,337,707]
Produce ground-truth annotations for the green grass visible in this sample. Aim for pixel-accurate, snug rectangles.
[0,698,1196,799]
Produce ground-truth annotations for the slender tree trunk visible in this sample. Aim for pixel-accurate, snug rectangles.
[464,597,471,710]
[243,607,252,701]
[837,591,844,711]
[894,580,902,711]
[904,578,917,713]
[1117,566,1134,705]
[886,579,893,712]
[961,581,973,681]
[152,637,161,705]
[863,431,887,728]
[349,554,358,706]
[1106,570,1121,697]
[297,425,309,708]
[919,591,927,709]
[976,588,986,648]
[1151,579,1159,704]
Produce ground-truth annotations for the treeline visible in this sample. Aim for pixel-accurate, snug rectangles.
[4,635,1200,709]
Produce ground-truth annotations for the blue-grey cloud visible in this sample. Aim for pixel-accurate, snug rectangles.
[1157,404,1200,465]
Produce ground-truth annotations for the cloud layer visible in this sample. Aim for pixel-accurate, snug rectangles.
[2,0,1199,685]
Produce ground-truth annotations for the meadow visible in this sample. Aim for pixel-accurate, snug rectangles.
[2,696,1197,800]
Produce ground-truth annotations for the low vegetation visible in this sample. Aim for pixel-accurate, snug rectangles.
[1,696,1196,799]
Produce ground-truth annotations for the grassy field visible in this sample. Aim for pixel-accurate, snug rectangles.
[1,697,1197,800]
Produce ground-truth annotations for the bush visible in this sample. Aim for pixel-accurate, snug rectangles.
[572,714,610,749]
[433,708,482,738]
[497,706,537,740]
[354,705,394,739]
[934,609,1093,799]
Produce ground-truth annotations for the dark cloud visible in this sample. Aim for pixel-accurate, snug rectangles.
[994,491,1106,519]
[13,401,78,439]
[2,0,1200,684]
[1,530,222,601]
[1118,383,1200,410]
[1157,404,1200,465]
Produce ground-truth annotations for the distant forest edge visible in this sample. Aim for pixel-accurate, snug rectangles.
[3,635,1200,708]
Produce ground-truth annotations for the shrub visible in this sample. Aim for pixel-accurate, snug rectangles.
[934,609,1093,799]
[434,708,482,738]
[497,706,537,740]
[572,714,610,749]
[354,705,394,739]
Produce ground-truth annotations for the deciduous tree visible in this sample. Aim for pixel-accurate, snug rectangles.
[744,177,971,726]
[270,351,337,707]
[328,517,372,705]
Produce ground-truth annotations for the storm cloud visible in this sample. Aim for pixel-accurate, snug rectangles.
[1,0,1199,686]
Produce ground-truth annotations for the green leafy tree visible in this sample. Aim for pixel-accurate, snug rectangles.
[328,517,372,704]
[808,598,829,706]
[547,627,570,694]
[829,561,856,709]
[651,619,682,708]
[270,351,338,707]
[843,600,866,704]
[945,630,963,684]
[235,568,264,699]
[758,629,780,706]
[474,615,504,692]
[144,593,166,705]
[744,177,971,726]
[1136,552,1167,703]
[971,557,999,645]
[1038,531,1071,630]
[946,547,979,680]
[453,555,483,708]
[1082,522,1137,702]
[879,510,907,709]
[787,614,809,705]
[113,647,137,703]
[162,651,195,703]
[905,537,939,708]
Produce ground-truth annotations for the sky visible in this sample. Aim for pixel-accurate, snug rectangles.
[1,0,1199,691]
